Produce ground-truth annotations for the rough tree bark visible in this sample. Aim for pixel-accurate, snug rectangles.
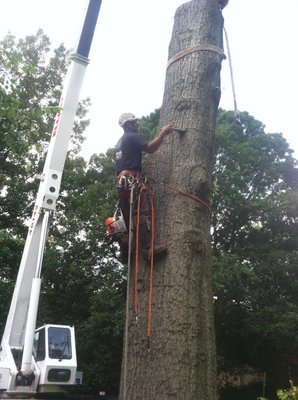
[120,1,224,399]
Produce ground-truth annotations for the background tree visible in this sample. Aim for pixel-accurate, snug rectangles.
[119,1,224,399]
[212,109,298,392]
[0,30,70,333]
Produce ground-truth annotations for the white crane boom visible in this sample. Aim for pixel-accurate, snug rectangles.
[0,0,102,395]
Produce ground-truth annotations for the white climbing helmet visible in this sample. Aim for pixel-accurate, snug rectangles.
[118,112,138,127]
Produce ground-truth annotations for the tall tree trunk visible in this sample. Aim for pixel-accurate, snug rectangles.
[120,1,224,399]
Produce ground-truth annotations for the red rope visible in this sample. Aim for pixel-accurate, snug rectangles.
[134,186,146,320]
[147,190,155,338]
[133,183,155,338]
[163,183,212,217]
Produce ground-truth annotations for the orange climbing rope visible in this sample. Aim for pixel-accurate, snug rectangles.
[146,177,212,217]
[134,182,155,338]
[147,190,155,338]
[164,183,212,217]
[134,185,146,320]
[133,179,211,340]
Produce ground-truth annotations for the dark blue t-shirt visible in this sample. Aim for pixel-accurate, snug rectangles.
[115,130,148,174]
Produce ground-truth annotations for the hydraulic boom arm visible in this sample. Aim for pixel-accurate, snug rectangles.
[0,0,102,394]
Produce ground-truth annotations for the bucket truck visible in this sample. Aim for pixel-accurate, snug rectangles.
[0,0,102,396]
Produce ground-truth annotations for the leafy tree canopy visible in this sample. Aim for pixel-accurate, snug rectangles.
[213,109,298,382]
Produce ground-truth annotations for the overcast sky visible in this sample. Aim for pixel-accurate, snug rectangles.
[1,0,297,159]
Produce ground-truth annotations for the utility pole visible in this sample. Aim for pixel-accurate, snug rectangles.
[119,0,225,399]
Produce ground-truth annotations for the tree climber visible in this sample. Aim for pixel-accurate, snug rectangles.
[115,112,174,262]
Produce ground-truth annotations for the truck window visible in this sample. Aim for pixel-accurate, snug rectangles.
[33,328,45,361]
[48,327,72,360]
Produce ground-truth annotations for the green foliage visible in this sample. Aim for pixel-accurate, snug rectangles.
[0,30,72,334]
[139,108,160,140]
[77,284,125,394]
[277,388,298,400]
[1,31,64,235]
[213,110,298,384]
[0,232,24,334]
